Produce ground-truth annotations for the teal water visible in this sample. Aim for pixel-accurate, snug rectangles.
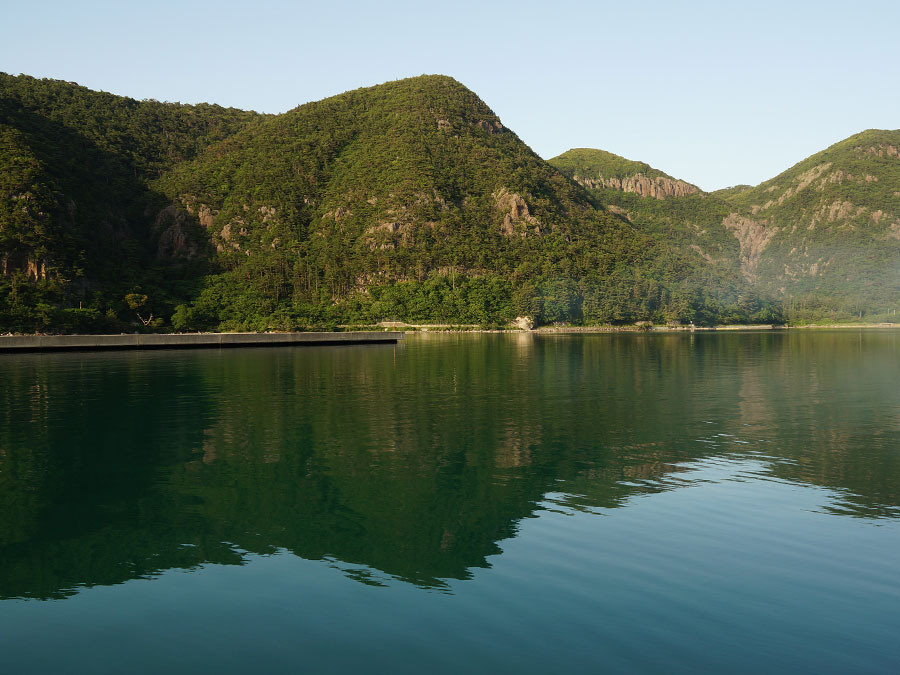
[1,331,899,673]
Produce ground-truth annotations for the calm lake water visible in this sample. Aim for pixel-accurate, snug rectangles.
[1,331,899,673]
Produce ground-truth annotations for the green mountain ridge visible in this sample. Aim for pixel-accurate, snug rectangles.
[0,72,261,330]
[1,72,771,332]
[550,147,676,182]
[550,147,701,199]
[15,74,899,330]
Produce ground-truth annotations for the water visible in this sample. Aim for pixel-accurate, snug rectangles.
[1,331,899,672]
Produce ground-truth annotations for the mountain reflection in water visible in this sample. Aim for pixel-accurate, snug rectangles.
[1,330,899,600]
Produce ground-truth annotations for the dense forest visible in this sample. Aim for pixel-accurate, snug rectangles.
[2,73,894,332]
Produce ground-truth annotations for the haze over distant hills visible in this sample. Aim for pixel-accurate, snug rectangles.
[1,72,897,331]
[550,132,900,323]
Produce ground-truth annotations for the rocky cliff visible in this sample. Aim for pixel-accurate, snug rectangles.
[575,173,700,199]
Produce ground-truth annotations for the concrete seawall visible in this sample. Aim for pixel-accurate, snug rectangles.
[0,331,404,353]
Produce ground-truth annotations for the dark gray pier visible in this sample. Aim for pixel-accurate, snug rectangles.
[0,331,404,353]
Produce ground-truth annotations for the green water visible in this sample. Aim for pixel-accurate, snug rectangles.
[1,331,899,672]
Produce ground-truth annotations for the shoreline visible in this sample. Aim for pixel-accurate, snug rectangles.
[782,323,899,329]
[397,323,900,334]
[2,323,897,350]
[396,323,900,334]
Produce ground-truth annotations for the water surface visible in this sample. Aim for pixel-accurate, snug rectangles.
[1,331,899,672]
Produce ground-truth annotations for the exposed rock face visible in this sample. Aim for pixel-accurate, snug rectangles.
[154,205,198,259]
[750,163,833,213]
[513,316,535,330]
[723,213,777,282]
[574,173,699,199]
[817,200,865,224]
[197,205,216,229]
[887,222,900,241]
[477,119,504,134]
[1,255,50,281]
[605,204,630,219]
[751,165,887,217]
[861,144,900,158]
[363,221,404,251]
[689,244,715,265]
[493,188,540,235]
[180,196,217,229]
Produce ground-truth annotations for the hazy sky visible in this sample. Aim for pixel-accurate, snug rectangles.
[3,0,898,190]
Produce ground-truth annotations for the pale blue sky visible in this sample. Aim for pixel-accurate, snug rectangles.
[3,0,898,190]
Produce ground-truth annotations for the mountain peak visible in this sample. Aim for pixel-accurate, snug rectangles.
[549,148,701,199]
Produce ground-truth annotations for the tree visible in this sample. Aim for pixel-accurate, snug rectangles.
[125,293,153,326]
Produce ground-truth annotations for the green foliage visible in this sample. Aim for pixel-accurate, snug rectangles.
[152,76,768,328]
[709,184,752,198]
[124,293,148,310]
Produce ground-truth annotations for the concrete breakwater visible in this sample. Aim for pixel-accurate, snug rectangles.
[0,331,404,353]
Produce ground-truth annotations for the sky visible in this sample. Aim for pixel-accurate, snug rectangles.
[2,0,899,191]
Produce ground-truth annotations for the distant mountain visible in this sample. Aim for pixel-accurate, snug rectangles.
[549,149,745,284]
[549,148,701,199]
[552,132,900,323]
[1,73,770,332]
[709,185,752,199]
[722,130,900,320]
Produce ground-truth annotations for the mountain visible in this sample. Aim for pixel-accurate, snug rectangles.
[548,149,746,283]
[154,75,769,330]
[0,72,260,330]
[710,185,752,199]
[722,129,900,321]
[1,73,771,332]
[552,133,900,323]
[549,148,701,199]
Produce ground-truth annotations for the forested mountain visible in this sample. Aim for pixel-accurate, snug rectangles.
[549,148,701,199]
[551,133,900,323]
[0,73,773,332]
[0,73,260,331]
[549,149,744,281]
[722,130,900,321]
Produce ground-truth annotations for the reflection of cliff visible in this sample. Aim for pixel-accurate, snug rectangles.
[173,340,559,587]
[729,331,900,518]
[0,344,568,598]
[2,333,899,600]
[174,335,740,583]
